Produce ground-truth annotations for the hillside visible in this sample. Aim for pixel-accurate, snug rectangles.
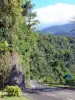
[41,23,75,36]
[0,0,38,88]
[30,34,75,83]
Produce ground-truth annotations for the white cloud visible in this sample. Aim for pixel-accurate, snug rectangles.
[35,3,75,28]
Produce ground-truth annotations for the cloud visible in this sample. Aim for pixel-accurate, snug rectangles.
[35,3,75,28]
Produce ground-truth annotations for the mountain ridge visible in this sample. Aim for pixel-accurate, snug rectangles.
[40,23,75,36]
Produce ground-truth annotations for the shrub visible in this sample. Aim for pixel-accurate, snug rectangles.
[6,86,22,96]
[69,78,75,87]
[65,78,75,87]
[0,52,11,88]
[39,76,54,83]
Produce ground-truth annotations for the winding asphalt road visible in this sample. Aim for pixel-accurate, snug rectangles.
[24,80,75,100]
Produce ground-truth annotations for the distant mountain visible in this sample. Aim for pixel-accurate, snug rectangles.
[41,23,75,36]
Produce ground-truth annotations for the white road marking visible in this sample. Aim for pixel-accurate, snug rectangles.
[63,92,72,95]
[65,92,71,94]
[66,98,74,100]
[42,93,57,97]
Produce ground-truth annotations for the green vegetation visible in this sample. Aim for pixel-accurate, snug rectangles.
[0,86,29,100]
[0,51,11,88]
[0,0,39,87]
[30,34,75,85]
[6,86,22,96]
[0,0,75,89]
[0,91,29,100]
[2,96,29,100]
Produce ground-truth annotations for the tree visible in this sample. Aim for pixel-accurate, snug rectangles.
[69,17,75,32]
[22,0,39,30]
[0,0,39,87]
[0,0,24,49]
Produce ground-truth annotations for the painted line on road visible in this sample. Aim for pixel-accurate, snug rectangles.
[66,98,74,100]
[42,93,57,97]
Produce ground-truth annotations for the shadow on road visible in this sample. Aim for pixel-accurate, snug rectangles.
[23,87,75,94]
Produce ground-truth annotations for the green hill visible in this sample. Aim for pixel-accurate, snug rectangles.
[41,24,75,36]
[30,34,75,83]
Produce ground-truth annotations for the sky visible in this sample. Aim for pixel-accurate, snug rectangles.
[32,0,75,29]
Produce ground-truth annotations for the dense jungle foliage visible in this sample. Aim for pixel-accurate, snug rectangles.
[0,0,75,87]
[0,0,39,87]
[30,34,75,84]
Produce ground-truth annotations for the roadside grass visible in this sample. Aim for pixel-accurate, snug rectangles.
[48,84,71,88]
[39,82,75,88]
[0,91,30,100]
[47,83,75,88]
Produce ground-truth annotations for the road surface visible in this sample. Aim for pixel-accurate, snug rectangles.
[24,80,75,100]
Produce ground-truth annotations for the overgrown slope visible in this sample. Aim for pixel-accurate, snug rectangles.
[30,34,75,83]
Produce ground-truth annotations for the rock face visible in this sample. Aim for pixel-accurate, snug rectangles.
[8,52,25,90]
